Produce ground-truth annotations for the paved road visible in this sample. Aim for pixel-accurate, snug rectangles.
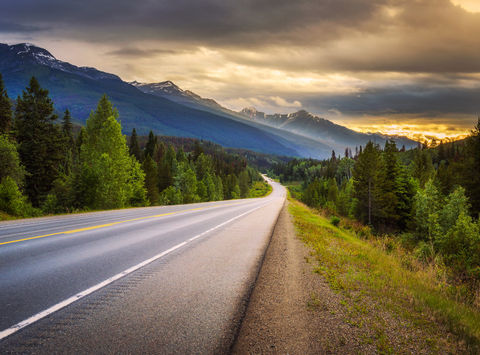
[0,179,285,353]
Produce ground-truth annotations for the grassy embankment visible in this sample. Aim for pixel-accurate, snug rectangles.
[288,195,480,353]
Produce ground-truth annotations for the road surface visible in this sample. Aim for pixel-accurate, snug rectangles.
[0,178,285,353]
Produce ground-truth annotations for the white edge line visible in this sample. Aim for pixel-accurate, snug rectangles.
[0,202,269,341]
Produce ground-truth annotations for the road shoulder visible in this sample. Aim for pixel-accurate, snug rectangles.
[232,200,375,354]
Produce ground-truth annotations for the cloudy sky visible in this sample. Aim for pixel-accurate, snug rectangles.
[2,0,480,141]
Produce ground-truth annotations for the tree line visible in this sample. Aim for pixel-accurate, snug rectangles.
[0,75,265,218]
[272,123,480,282]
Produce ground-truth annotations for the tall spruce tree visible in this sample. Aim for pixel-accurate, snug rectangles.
[0,73,12,135]
[463,118,480,215]
[15,77,64,206]
[353,141,382,226]
[142,155,159,205]
[144,130,157,158]
[61,109,75,174]
[129,128,142,161]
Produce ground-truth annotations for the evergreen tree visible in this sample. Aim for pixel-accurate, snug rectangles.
[412,149,434,188]
[14,77,64,206]
[129,128,142,161]
[61,109,75,174]
[176,146,187,163]
[142,155,159,205]
[353,141,382,226]
[144,130,157,158]
[463,118,480,215]
[0,73,12,135]
[77,95,146,209]
[62,109,74,149]
[158,144,176,192]
[193,140,204,161]
[239,170,250,198]
[378,140,400,228]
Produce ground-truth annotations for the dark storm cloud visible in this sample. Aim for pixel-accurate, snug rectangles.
[301,84,480,118]
[1,0,389,44]
[3,0,480,73]
[0,21,46,33]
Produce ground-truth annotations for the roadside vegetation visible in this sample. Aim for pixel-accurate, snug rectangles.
[270,120,480,351]
[0,74,268,220]
[289,197,480,352]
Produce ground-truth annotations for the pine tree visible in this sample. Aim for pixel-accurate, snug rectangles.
[144,130,157,158]
[378,140,400,228]
[176,146,187,163]
[62,109,74,148]
[239,170,250,198]
[353,141,382,226]
[14,77,64,206]
[0,73,12,135]
[158,144,176,192]
[61,109,75,174]
[463,118,480,215]
[412,149,434,188]
[129,128,142,161]
[142,155,159,205]
[193,140,204,161]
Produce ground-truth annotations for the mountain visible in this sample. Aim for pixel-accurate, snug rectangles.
[131,78,417,153]
[0,43,416,158]
[0,43,332,157]
[130,80,245,119]
[239,108,417,152]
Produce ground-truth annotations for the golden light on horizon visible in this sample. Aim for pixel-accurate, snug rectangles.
[349,123,470,145]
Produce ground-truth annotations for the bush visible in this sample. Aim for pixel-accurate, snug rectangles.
[436,212,480,279]
[330,215,340,227]
[41,193,59,215]
[0,176,32,217]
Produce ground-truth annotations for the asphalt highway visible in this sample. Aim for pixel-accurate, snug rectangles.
[0,178,286,353]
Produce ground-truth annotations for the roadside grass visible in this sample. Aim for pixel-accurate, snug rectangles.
[288,197,480,353]
[249,181,272,198]
[0,211,17,221]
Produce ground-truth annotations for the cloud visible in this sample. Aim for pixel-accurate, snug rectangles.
[1,0,479,138]
[106,47,179,58]
[269,96,302,108]
[0,21,46,33]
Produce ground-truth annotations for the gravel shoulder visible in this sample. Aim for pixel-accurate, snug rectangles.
[232,200,370,354]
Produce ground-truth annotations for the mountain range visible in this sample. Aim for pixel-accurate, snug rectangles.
[0,43,417,158]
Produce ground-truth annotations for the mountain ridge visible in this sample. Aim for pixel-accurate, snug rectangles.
[0,43,416,158]
[133,79,417,152]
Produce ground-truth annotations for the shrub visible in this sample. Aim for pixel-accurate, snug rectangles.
[0,176,31,217]
[330,215,340,227]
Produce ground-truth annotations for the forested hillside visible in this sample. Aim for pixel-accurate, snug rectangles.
[0,74,268,219]
[272,123,480,283]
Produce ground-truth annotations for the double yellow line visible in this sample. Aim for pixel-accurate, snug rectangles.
[0,203,236,247]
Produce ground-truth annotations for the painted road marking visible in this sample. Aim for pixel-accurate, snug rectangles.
[0,204,239,246]
[0,201,269,341]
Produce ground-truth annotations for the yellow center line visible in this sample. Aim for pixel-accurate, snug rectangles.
[0,202,242,246]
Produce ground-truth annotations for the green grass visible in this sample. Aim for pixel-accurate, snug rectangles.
[249,181,272,198]
[0,211,17,221]
[288,197,480,353]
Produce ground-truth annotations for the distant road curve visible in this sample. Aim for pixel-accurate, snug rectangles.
[0,177,286,353]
